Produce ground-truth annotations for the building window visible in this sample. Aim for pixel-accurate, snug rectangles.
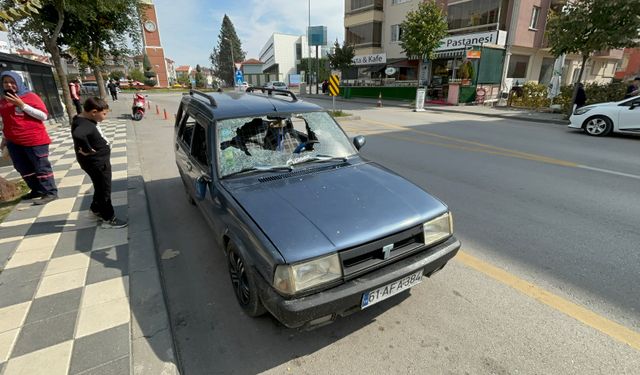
[538,57,555,85]
[346,22,382,47]
[448,0,500,31]
[390,24,403,42]
[392,0,410,4]
[529,6,540,30]
[296,42,302,60]
[349,0,383,12]
[507,54,530,79]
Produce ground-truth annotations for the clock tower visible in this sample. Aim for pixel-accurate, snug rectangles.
[140,0,169,87]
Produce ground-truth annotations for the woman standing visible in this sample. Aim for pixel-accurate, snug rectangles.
[0,71,58,204]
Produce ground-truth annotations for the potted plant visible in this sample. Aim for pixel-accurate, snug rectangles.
[458,61,474,85]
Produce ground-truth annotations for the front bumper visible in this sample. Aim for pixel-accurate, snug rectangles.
[568,115,585,129]
[256,236,461,329]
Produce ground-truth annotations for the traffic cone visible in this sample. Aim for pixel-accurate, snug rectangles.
[163,108,168,120]
[377,92,382,108]
[155,104,159,115]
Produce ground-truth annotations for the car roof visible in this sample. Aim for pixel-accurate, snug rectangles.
[183,90,323,120]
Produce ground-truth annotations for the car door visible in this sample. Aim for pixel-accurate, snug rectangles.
[618,97,640,131]
[175,106,197,196]
[189,115,227,237]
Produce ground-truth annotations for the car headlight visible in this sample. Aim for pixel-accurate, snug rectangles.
[273,253,342,295]
[574,107,592,115]
[423,212,453,246]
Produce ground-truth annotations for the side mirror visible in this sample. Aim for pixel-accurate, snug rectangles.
[353,135,366,150]
[629,103,637,110]
[194,175,211,200]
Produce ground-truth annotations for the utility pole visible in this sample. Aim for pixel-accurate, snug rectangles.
[308,0,311,91]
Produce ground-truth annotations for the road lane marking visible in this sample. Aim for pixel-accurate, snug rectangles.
[455,250,640,352]
[352,118,640,177]
[577,165,640,181]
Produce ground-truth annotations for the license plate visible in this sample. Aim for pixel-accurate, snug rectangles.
[361,269,424,309]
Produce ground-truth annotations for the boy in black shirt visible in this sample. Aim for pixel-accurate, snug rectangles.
[71,97,127,228]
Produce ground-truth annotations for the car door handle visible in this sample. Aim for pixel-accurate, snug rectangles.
[186,162,193,171]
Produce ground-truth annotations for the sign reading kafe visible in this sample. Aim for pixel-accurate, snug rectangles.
[352,53,387,66]
[436,31,507,51]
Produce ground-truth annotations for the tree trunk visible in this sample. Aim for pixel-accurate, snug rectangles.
[48,43,75,125]
[94,66,107,99]
[567,54,589,117]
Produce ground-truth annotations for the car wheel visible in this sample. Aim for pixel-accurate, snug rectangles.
[583,115,612,136]
[227,242,266,317]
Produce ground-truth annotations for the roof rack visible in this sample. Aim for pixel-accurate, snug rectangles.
[190,89,217,107]
[245,87,298,102]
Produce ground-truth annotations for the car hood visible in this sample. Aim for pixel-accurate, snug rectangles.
[227,162,447,263]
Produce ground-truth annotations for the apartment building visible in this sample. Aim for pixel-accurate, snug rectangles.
[259,33,313,85]
[344,0,623,98]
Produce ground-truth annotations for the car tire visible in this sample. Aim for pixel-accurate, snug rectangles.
[583,115,613,136]
[226,242,266,317]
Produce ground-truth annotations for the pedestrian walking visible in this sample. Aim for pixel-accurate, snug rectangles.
[69,79,82,114]
[107,79,118,101]
[322,80,328,94]
[624,76,640,99]
[0,71,58,204]
[71,97,127,228]
[574,83,586,109]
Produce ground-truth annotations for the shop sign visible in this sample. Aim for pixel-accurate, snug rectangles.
[466,50,482,59]
[352,53,387,66]
[436,30,507,51]
[385,67,397,75]
[415,88,426,112]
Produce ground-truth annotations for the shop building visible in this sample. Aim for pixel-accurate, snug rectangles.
[343,0,624,103]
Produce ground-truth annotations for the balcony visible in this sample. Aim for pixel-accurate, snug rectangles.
[593,49,625,60]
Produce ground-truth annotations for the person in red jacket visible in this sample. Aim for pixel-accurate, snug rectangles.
[0,71,58,204]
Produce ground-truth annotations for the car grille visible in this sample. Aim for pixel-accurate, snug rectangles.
[258,163,350,183]
[338,224,425,280]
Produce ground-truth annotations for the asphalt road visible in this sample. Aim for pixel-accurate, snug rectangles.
[131,92,640,374]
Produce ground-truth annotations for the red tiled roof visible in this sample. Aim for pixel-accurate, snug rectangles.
[242,58,263,65]
[175,65,190,72]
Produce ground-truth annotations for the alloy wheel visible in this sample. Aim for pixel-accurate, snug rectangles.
[585,118,607,135]
[228,251,250,305]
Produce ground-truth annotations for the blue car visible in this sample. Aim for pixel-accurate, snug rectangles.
[174,89,461,328]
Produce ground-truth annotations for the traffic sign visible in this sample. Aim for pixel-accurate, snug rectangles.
[328,75,340,97]
[235,69,244,86]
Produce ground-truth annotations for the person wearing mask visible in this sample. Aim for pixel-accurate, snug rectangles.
[624,77,640,99]
[0,71,58,204]
[71,97,127,228]
[107,79,118,101]
[69,79,82,114]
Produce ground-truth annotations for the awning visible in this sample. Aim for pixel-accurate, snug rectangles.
[433,49,465,59]
[388,59,418,68]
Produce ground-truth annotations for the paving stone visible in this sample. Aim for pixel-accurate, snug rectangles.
[0,240,20,268]
[11,310,77,357]
[86,245,129,285]
[24,288,83,324]
[25,216,68,236]
[0,279,39,309]
[0,262,47,286]
[2,205,44,221]
[69,324,129,374]
[72,195,94,212]
[56,185,82,199]
[52,227,97,259]
[75,356,129,375]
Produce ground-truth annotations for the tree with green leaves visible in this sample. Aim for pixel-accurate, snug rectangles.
[0,0,41,32]
[142,53,157,86]
[399,0,448,89]
[327,40,355,72]
[546,0,640,113]
[128,69,144,82]
[210,15,245,86]
[109,70,125,81]
[297,58,330,81]
[5,0,77,122]
[195,64,206,88]
[60,0,142,98]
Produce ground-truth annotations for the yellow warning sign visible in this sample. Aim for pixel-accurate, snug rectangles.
[329,75,340,96]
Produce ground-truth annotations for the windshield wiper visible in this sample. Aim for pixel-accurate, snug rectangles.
[223,165,293,178]
[287,154,348,166]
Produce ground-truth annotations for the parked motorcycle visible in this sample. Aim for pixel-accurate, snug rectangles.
[132,93,146,121]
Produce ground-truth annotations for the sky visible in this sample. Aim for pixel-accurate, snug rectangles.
[154,0,345,67]
[1,0,345,68]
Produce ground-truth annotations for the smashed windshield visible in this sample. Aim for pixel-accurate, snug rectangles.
[217,112,356,177]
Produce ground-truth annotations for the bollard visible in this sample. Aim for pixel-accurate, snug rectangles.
[155,104,159,114]
[377,92,382,108]
[147,101,150,110]
[163,108,168,120]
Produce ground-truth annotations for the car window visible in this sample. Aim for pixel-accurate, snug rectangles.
[191,122,208,166]
[619,98,640,107]
[217,111,356,177]
[178,114,196,150]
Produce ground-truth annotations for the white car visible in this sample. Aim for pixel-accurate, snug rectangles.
[569,95,640,136]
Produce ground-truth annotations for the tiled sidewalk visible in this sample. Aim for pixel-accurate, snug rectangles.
[0,121,132,374]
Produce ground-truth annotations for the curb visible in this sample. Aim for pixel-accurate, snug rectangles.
[303,94,570,126]
[127,121,180,375]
